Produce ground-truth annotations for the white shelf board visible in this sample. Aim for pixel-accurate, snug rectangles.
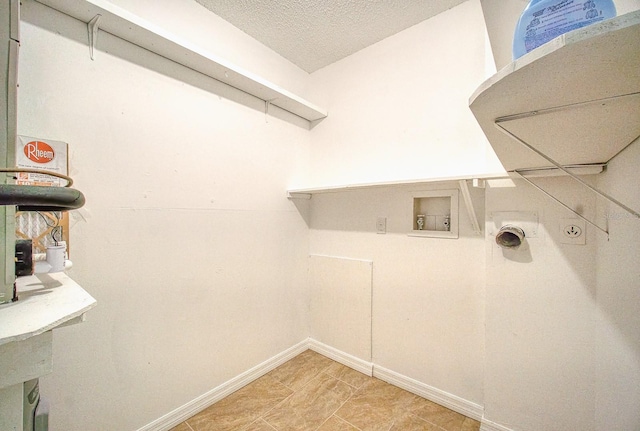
[34,0,328,122]
[0,272,96,346]
[469,11,640,171]
[287,172,508,198]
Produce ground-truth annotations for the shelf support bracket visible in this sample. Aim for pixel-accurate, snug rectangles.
[287,192,312,200]
[458,180,481,235]
[88,14,101,61]
[513,171,609,237]
[494,121,640,230]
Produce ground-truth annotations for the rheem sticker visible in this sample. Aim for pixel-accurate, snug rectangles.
[24,140,56,164]
[16,136,68,186]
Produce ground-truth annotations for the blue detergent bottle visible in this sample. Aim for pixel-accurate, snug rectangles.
[513,0,617,59]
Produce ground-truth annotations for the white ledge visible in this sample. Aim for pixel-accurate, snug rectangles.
[0,273,96,346]
[287,172,508,198]
[470,11,640,171]
[34,0,328,122]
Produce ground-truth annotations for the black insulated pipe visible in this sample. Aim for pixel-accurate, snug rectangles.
[0,184,86,211]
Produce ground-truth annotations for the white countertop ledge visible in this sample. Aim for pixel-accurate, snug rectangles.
[0,273,96,346]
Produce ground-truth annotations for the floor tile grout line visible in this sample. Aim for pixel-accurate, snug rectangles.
[327,376,382,431]
[332,412,365,431]
[252,389,296,429]
[268,352,334,391]
[320,369,371,391]
[262,356,360,431]
[231,374,296,431]
[311,385,358,431]
[255,361,333,429]
[257,417,279,431]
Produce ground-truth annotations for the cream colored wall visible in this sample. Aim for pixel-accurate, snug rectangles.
[18,2,311,430]
[308,255,373,362]
[106,0,312,99]
[308,183,487,406]
[15,1,640,430]
[594,137,640,431]
[481,156,640,431]
[483,177,599,430]
[304,1,640,429]
[305,0,505,190]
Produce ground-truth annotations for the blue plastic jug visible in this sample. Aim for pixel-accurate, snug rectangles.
[513,0,617,59]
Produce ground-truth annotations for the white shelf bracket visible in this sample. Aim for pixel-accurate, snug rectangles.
[287,192,312,200]
[264,98,277,123]
[87,14,101,60]
[458,180,481,235]
[513,170,609,237]
[495,120,640,236]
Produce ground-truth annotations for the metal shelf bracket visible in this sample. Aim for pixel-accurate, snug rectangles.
[495,120,640,236]
[458,180,481,235]
[88,14,101,60]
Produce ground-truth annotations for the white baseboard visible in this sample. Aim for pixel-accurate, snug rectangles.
[373,365,484,422]
[307,338,374,376]
[136,339,309,431]
[480,418,515,431]
[138,338,512,431]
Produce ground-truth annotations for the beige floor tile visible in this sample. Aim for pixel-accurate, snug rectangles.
[268,349,334,390]
[169,422,193,431]
[335,378,419,431]
[324,362,371,389]
[174,352,482,431]
[263,373,355,431]
[460,417,481,431]
[406,397,466,431]
[317,415,362,431]
[187,374,292,431]
[389,414,440,431]
[243,418,277,431]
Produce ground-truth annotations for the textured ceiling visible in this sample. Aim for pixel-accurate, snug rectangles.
[194,0,469,73]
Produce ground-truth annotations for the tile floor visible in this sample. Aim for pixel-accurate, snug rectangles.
[170,350,481,431]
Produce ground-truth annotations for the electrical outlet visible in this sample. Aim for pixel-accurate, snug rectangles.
[376,217,386,234]
[564,225,582,237]
[560,218,586,245]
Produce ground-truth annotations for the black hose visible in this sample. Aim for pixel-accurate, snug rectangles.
[0,184,86,211]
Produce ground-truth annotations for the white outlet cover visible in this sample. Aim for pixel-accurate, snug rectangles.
[560,218,586,245]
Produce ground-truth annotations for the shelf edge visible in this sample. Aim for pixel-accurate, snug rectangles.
[469,10,640,107]
[33,0,328,122]
[287,172,509,196]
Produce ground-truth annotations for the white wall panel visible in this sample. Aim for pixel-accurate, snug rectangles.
[309,183,486,406]
[308,255,372,363]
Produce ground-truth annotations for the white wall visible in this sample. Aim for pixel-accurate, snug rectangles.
[594,137,640,431]
[308,255,373,363]
[105,0,312,99]
[481,160,640,431]
[483,177,599,430]
[305,0,504,189]
[19,2,311,430]
[307,173,639,431]
[15,1,640,430]
[308,183,487,406]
